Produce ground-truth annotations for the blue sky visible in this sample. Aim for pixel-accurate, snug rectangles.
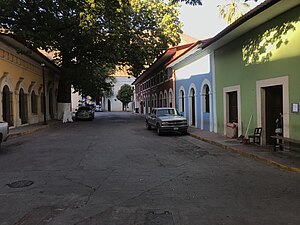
[178,0,265,39]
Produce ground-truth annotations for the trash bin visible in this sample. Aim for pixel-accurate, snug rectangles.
[135,108,139,113]
[226,122,238,138]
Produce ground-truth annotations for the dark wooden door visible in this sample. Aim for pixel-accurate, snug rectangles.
[19,88,27,124]
[2,85,13,126]
[265,85,283,144]
[228,91,238,123]
[191,88,195,126]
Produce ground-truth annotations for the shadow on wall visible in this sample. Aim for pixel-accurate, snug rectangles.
[242,13,299,65]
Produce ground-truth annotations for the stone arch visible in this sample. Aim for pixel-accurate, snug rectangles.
[200,79,212,113]
[28,81,36,94]
[0,72,14,92]
[0,73,14,126]
[200,79,213,131]
[2,85,13,126]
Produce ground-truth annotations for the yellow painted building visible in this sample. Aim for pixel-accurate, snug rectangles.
[0,33,60,127]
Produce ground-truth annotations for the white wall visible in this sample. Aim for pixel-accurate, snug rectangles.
[103,76,135,112]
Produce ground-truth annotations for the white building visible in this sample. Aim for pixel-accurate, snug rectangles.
[102,67,135,112]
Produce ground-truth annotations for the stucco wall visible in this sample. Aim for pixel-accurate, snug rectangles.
[214,5,300,139]
[175,54,215,132]
[0,40,59,127]
[103,76,135,112]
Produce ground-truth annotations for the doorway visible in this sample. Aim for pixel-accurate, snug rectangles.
[190,88,196,126]
[108,99,111,112]
[265,85,283,144]
[3,85,13,126]
[228,91,238,123]
[19,88,27,124]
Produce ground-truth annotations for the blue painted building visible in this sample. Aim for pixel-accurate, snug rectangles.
[167,41,216,132]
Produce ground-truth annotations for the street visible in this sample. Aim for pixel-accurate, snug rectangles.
[0,112,299,225]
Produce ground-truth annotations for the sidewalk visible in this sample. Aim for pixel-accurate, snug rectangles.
[6,119,300,174]
[188,127,300,173]
[8,120,61,140]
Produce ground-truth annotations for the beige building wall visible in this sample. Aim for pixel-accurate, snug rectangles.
[0,34,60,127]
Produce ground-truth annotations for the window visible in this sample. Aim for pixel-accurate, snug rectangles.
[31,91,37,114]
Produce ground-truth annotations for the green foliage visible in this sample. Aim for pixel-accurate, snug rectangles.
[117,84,133,105]
[172,0,258,4]
[218,0,250,24]
[0,0,182,101]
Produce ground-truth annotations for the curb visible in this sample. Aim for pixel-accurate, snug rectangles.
[9,124,50,140]
[189,133,300,174]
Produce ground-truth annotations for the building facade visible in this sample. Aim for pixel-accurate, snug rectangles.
[205,0,300,144]
[102,67,135,112]
[168,41,216,132]
[133,43,195,115]
[0,34,60,127]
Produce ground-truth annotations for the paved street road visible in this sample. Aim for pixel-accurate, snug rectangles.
[1,112,300,225]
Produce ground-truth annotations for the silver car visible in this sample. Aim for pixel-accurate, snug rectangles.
[146,107,188,135]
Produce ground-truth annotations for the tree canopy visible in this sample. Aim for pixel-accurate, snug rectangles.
[173,0,258,5]
[0,0,260,102]
[0,0,182,101]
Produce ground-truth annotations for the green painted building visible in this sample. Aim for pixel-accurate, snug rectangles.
[203,0,300,145]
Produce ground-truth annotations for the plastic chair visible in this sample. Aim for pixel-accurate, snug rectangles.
[248,127,262,144]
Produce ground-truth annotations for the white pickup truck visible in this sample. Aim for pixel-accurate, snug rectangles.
[0,121,9,149]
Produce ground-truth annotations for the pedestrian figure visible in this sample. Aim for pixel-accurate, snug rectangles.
[274,113,283,151]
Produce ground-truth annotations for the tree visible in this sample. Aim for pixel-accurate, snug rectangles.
[0,0,182,117]
[117,84,133,111]
[173,0,258,4]
[218,0,250,24]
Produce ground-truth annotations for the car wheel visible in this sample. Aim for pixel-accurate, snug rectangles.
[157,126,161,136]
[146,122,151,130]
[181,130,188,135]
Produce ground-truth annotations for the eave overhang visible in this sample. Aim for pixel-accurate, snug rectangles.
[166,39,211,69]
[0,33,61,74]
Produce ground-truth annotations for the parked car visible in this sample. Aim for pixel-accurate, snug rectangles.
[75,106,94,121]
[95,105,102,112]
[146,107,188,135]
[0,121,9,149]
[87,104,95,115]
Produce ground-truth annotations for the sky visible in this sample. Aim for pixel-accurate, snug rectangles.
[178,0,265,39]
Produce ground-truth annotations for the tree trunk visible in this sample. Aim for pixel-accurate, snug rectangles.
[57,77,73,122]
[57,79,71,103]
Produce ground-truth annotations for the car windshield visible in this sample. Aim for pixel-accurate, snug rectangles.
[78,107,91,112]
[156,109,179,117]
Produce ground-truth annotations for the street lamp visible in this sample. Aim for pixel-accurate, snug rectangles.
[41,62,47,125]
